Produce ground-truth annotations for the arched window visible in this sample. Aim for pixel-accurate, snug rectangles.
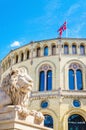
[52,45,56,55]
[16,55,18,63]
[37,47,41,57]
[68,114,86,130]
[76,69,83,90]
[44,46,48,56]
[72,45,77,54]
[64,45,69,54]
[47,70,52,90]
[68,63,83,90]
[39,65,52,91]
[27,50,29,59]
[80,45,85,55]
[21,52,24,61]
[39,71,45,91]
[44,114,53,128]
[69,69,74,90]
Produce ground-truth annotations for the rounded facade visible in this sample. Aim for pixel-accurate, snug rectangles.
[1,38,86,130]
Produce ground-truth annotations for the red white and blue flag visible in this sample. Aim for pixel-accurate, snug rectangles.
[58,21,67,37]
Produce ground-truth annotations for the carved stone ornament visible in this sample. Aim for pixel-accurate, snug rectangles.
[29,110,44,124]
[69,63,82,70]
[39,64,52,72]
[1,68,33,107]
[0,68,44,124]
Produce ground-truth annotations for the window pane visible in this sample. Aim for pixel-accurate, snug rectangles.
[72,45,77,54]
[47,70,52,90]
[76,69,83,90]
[64,45,69,54]
[68,114,85,122]
[44,115,53,128]
[68,114,86,130]
[39,71,45,91]
[73,100,81,107]
[44,46,48,56]
[80,45,85,55]
[69,69,75,90]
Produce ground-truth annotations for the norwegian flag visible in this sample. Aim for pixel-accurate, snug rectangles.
[58,21,67,37]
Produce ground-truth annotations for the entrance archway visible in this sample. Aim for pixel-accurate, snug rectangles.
[68,114,86,130]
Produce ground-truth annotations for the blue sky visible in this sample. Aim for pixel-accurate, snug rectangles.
[0,0,86,60]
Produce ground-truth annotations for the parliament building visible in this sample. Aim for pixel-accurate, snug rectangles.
[1,37,86,130]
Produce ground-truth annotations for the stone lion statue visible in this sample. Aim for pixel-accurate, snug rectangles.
[0,68,44,124]
[0,67,33,107]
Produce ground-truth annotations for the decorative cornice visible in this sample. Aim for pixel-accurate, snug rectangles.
[61,90,86,98]
[30,90,59,100]
[30,90,86,100]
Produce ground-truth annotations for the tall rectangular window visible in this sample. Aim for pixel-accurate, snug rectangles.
[47,70,52,90]
[72,45,77,54]
[39,71,45,91]
[44,46,48,56]
[80,45,85,55]
[64,45,69,54]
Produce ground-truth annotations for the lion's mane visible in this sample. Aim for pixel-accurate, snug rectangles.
[1,68,33,107]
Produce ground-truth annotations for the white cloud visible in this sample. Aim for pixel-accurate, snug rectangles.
[10,41,21,47]
[66,3,80,18]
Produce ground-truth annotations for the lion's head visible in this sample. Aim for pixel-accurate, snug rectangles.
[1,67,33,106]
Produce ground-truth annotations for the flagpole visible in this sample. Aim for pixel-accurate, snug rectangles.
[66,20,68,38]
[57,21,67,94]
[58,36,62,96]
[58,36,62,61]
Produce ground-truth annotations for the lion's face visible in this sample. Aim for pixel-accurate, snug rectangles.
[1,68,33,106]
[2,68,33,98]
[10,68,33,93]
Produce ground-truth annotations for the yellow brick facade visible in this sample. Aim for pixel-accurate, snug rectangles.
[1,38,86,130]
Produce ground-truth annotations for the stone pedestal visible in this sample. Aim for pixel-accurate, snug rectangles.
[0,106,52,130]
[0,120,52,130]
